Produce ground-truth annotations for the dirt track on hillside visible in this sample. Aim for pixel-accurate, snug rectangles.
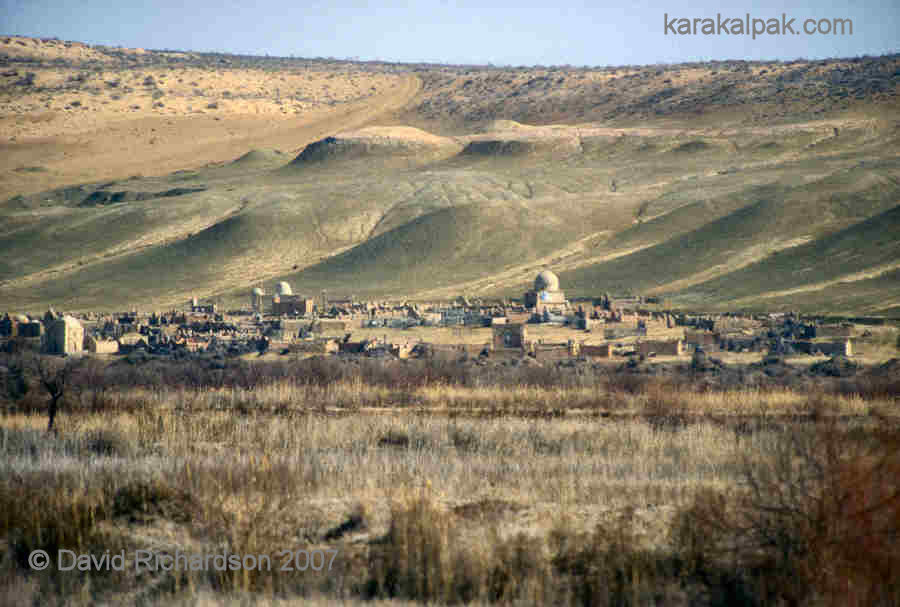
[1,74,422,200]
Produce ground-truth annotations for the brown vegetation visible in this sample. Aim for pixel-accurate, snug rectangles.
[0,352,898,605]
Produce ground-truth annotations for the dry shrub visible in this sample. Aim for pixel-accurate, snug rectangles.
[836,359,900,399]
[644,380,691,432]
[163,457,350,599]
[83,428,134,457]
[112,479,195,523]
[671,420,900,606]
[365,494,548,604]
[551,508,682,607]
[0,476,112,569]
[377,429,411,449]
[448,424,480,453]
[606,369,651,395]
[7,351,892,414]
[366,495,453,600]
[517,362,564,388]
[365,494,685,605]
[1,425,135,460]
[0,473,128,601]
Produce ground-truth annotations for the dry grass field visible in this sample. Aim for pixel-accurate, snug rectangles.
[1,351,899,606]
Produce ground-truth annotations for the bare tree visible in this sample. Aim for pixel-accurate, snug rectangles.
[25,354,84,433]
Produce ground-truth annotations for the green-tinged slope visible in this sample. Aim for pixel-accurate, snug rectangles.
[729,268,900,317]
[0,190,228,283]
[0,195,389,311]
[269,198,601,297]
[3,112,899,313]
[677,204,900,309]
[0,215,262,311]
[558,164,900,296]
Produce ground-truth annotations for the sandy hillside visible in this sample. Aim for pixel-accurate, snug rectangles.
[0,35,116,63]
[0,37,418,199]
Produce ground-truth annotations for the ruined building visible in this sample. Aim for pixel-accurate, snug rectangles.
[190,296,217,314]
[493,323,528,350]
[272,296,316,316]
[271,281,316,316]
[43,315,84,355]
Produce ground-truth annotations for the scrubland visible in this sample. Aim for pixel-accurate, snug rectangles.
[1,353,898,606]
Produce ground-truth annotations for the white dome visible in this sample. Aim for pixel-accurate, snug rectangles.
[275,281,293,296]
[534,270,560,292]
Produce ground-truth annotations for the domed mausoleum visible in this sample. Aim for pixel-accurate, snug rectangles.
[251,287,265,313]
[524,270,568,313]
[534,270,560,293]
[271,281,316,316]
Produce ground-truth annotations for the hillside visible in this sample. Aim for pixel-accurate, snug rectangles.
[558,156,900,298]
[1,37,899,314]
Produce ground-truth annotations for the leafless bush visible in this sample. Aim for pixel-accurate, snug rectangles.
[0,471,128,600]
[671,419,900,606]
[13,354,86,432]
[551,508,684,606]
[365,494,550,603]
[365,495,685,605]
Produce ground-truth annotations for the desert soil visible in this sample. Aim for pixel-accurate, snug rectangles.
[0,48,421,199]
